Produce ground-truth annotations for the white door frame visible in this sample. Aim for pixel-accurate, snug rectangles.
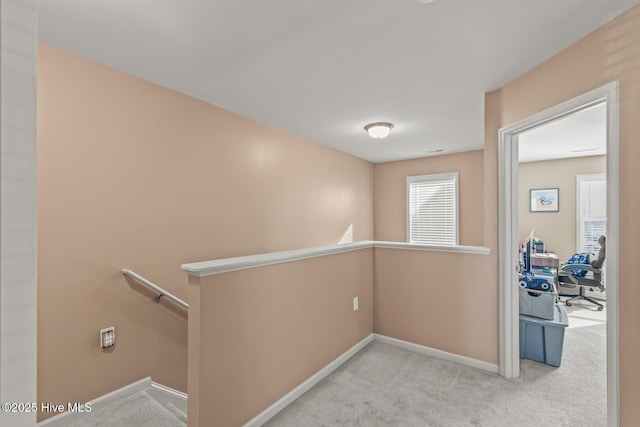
[0,1,38,426]
[498,82,619,426]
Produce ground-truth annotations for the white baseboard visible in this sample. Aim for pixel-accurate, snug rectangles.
[373,334,499,374]
[148,381,188,414]
[42,334,492,427]
[242,332,496,427]
[36,377,187,426]
[243,334,374,427]
[37,377,152,426]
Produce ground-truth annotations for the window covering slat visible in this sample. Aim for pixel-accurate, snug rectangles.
[407,172,458,246]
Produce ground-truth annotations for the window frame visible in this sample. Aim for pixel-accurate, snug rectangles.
[406,172,460,246]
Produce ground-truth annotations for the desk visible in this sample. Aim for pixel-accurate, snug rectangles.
[530,253,560,291]
[531,253,559,269]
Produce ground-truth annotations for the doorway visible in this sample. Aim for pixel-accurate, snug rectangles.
[498,82,619,426]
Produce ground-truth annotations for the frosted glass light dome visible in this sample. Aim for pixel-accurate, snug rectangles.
[364,122,394,139]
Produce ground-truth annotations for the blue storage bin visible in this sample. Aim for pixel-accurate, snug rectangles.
[519,303,569,367]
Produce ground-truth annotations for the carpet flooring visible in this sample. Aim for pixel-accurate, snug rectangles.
[266,323,606,427]
[59,302,605,426]
[64,391,186,427]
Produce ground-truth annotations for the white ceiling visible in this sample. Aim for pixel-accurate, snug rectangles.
[37,0,638,163]
[519,102,607,163]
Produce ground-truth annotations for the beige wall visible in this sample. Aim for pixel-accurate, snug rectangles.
[374,150,484,246]
[373,248,496,364]
[489,5,640,425]
[189,249,373,426]
[38,4,640,424]
[372,150,497,365]
[519,156,606,260]
[37,43,374,420]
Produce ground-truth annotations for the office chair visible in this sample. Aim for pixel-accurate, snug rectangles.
[559,235,606,311]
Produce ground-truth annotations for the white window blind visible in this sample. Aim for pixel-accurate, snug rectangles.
[407,172,459,245]
[577,174,606,254]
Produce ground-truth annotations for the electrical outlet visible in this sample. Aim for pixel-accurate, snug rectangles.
[100,327,115,348]
[353,296,359,311]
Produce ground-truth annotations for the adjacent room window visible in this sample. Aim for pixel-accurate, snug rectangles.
[577,173,606,254]
[407,172,459,245]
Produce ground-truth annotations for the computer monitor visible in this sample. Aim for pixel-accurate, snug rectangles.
[524,236,532,271]
[523,228,540,272]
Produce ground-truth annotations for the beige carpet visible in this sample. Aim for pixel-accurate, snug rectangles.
[64,391,186,427]
[266,323,606,426]
[563,295,607,329]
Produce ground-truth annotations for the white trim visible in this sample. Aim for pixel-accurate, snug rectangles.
[37,378,187,426]
[37,377,152,426]
[374,241,490,255]
[498,117,521,380]
[243,334,374,427]
[182,241,491,277]
[148,382,188,415]
[498,82,618,425]
[0,3,38,425]
[605,84,620,427]
[181,241,375,277]
[373,334,499,374]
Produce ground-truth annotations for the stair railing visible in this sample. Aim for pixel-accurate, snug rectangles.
[122,269,188,310]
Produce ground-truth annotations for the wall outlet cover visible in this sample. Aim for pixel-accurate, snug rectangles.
[100,326,115,348]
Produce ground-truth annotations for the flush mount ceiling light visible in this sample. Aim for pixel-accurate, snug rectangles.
[364,122,394,139]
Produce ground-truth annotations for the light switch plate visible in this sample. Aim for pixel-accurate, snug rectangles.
[353,297,359,311]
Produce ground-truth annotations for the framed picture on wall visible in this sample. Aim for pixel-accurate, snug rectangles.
[530,188,559,212]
